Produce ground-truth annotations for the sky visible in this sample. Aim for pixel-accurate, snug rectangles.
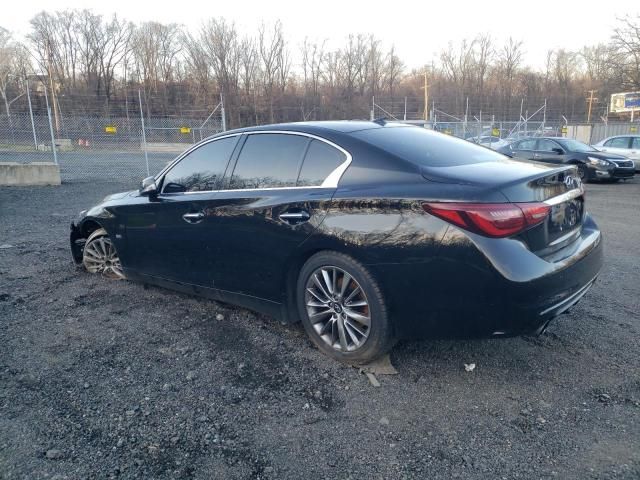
[4,0,640,71]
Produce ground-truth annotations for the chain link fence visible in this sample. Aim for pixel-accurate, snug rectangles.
[0,101,224,187]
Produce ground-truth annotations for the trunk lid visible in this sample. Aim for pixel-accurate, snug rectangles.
[421,159,585,254]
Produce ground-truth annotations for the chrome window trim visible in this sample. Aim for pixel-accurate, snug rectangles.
[156,130,352,196]
[543,188,584,206]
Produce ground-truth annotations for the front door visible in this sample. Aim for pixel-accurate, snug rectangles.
[122,135,240,284]
[534,138,567,164]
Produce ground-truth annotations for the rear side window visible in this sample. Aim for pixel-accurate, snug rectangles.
[162,136,238,193]
[297,140,346,186]
[605,137,630,148]
[229,133,308,189]
[352,126,504,167]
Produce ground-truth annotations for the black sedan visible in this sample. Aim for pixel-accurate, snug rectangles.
[70,122,603,364]
[497,137,635,182]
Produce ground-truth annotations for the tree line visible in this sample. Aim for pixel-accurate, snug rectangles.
[0,10,639,128]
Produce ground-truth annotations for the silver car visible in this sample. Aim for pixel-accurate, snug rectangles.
[466,135,510,150]
[592,135,640,171]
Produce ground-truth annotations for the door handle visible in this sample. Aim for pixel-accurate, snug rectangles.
[533,153,541,159]
[182,211,205,224]
[279,211,310,224]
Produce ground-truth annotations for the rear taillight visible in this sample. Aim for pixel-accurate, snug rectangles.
[422,202,551,238]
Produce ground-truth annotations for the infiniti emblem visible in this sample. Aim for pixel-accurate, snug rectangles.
[564,175,581,189]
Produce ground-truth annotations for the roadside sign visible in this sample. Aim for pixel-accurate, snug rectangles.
[443,129,452,135]
[561,126,568,135]
[105,125,117,134]
[180,127,191,134]
[631,126,638,133]
[491,128,500,137]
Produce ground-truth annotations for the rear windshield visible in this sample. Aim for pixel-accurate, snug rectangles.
[352,126,505,167]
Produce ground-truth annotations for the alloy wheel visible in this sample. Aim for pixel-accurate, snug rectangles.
[304,266,371,352]
[83,235,124,279]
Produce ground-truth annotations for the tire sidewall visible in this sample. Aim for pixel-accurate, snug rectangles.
[296,251,393,364]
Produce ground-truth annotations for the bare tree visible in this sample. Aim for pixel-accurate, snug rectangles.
[0,28,31,124]
[611,15,640,89]
[497,37,523,118]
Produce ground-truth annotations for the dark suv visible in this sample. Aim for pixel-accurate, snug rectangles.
[498,137,635,182]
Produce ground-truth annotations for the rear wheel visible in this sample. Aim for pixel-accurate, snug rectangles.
[297,251,394,364]
[82,228,125,280]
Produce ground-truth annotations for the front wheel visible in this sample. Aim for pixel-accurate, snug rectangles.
[82,228,125,279]
[577,164,588,182]
[297,251,395,365]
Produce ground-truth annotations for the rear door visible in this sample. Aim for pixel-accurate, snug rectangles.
[534,138,567,164]
[205,133,349,302]
[509,138,538,160]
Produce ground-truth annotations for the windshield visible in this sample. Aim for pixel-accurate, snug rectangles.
[556,138,597,152]
[352,126,505,167]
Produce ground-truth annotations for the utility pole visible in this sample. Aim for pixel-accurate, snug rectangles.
[423,71,429,121]
[586,90,597,123]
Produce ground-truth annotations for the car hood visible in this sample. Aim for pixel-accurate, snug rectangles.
[102,190,137,202]
[583,151,627,160]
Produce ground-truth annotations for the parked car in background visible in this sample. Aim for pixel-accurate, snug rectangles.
[70,122,602,364]
[466,135,510,150]
[497,137,635,182]
[592,135,640,171]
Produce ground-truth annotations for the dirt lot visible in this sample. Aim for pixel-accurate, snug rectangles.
[1,177,639,480]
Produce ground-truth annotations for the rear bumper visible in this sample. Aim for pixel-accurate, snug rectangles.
[370,213,603,340]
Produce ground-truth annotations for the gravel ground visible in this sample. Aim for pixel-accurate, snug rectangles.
[1,177,639,480]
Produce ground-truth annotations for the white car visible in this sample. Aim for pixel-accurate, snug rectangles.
[592,135,640,171]
[466,135,510,150]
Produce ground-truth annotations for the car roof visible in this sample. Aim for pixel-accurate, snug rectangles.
[210,120,389,139]
[599,134,640,140]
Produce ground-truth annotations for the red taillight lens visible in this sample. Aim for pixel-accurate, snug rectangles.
[422,202,551,238]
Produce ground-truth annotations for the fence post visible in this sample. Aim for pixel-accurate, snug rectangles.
[26,80,38,149]
[46,106,58,165]
[220,93,226,132]
[138,90,150,177]
[43,85,58,165]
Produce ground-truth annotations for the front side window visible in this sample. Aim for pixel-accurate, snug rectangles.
[297,140,346,186]
[605,137,630,148]
[537,139,562,152]
[162,136,238,193]
[632,137,640,149]
[228,133,309,189]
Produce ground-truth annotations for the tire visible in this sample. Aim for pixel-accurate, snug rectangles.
[576,164,588,182]
[82,228,125,280]
[296,251,395,365]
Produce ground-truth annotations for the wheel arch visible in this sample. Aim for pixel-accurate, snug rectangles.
[280,244,374,324]
[79,218,105,238]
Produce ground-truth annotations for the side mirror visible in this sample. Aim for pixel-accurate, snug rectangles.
[552,147,564,155]
[140,176,158,196]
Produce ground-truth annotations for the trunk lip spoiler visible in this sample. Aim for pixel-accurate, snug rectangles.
[543,187,584,206]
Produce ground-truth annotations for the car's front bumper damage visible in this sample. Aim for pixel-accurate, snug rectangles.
[70,221,85,264]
